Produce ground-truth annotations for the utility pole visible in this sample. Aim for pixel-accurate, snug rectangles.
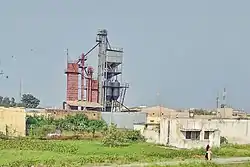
[216,92,219,109]
[222,88,227,107]
[19,78,22,102]
[0,59,5,78]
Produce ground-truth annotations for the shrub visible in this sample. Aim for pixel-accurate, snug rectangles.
[87,119,108,137]
[102,123,128,147]
[220,136,228,145]
[30,125,57,138]
[26,114,108,139]
[0,131,8,139]
[123,129,145,142]
[102,124,145,147]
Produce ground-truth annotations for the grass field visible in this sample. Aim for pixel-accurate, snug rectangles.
[150,163,250,167]
[1,139,250,166]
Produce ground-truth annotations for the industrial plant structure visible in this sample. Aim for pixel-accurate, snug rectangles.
[64,29,129,112]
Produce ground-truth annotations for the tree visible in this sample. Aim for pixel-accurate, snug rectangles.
[16,103,25,107]
[21,94,40,108]
[0,96,15,107]
[193,109,213,115]
[87,120,107,137]
[0,96,3,105]
[102,123,127,147]
[10,97,16,107]
[2,97,10,106]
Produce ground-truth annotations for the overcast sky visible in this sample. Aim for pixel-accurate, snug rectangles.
[0,0,250,110]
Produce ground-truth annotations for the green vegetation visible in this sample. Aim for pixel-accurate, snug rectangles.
[1,114,250,166]
[0,93,40,108]
[220,136,229,145]
[192,108,216,115]
[1,139,250,166]
[26,113,145,146]
[102,123,145,147]
[26,113,108,138]
[21,93,40,108]
[150,162,250,167]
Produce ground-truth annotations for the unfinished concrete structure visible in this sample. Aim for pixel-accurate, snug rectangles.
[63,100,102,111]
[141,106,189,124]
[216,107,247,119]
[0,107,26,137]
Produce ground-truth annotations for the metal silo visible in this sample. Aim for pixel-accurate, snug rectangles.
[105,81,113,101]
[112,80,120,100]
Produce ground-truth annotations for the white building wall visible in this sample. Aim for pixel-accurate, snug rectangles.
[213,119,250,144]
[139,118,250,149]
[160,118,221,149]
[160,118,250,148]
[134,124,160,144]
[144,130,160,144]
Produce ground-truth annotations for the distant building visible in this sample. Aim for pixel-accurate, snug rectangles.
[134,118,220,149]
[159,118,220,149]
[63,100,103,111]
[45,109,101,120]
[0,107,26,137]
[135,113,250,149]
[141,106,189,124]
[216,107,247,119]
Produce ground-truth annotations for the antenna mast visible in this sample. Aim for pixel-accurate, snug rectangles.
[19,79,22,102]
[216,92,219,109]
[222,88,226,107]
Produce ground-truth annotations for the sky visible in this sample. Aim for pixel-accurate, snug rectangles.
[0,0,250,110]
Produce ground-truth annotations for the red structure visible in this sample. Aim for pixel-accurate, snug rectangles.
[86,66,98,103]
[80,53,86,101]
[65,62,79,101]
[90,80,98,102]
[65,52,99,103]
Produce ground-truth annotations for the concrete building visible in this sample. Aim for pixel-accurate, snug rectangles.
[0,107,26,137]
[134,118,220,149]
[210,118,250,144]
[63,100,103,111]
[141,106,189,124]
[134,123,160,144]
[159,118,220,149]
[217,107,247,119]
[136,114,250,149]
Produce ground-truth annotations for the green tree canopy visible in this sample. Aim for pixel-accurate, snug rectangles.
[21,94,40,108]
[0,96,16,107]
[87,119,107,137]
[2,97,10,106]
[0,96,3,104]
[10,97,16,107]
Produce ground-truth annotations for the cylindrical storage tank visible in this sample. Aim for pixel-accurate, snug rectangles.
[105,81,113,101]
[112,80,120,100]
